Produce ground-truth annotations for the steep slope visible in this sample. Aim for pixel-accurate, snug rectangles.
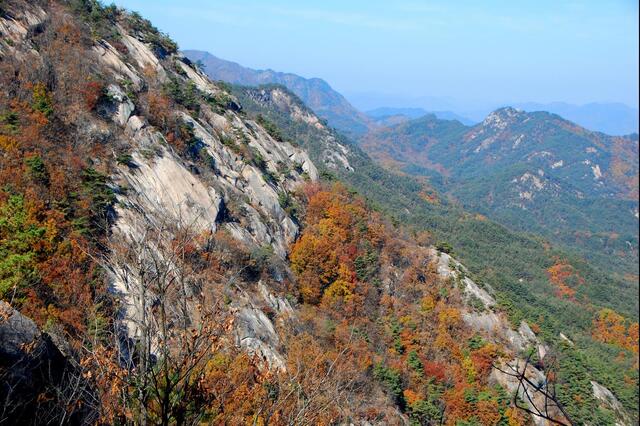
[0,2,549,424]
[0,1,637,425]
[231,84,640,424]
[0,1,320,421]
[361,108,640,276]
[0,5,573,419]
[184,50,374,137]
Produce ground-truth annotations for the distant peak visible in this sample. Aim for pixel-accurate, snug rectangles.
[493,106,524,116]
[482,106,525,129]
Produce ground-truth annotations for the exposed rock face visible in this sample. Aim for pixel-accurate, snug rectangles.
[431,250,564,425]
[489,361,556,426]
[0,302,91,424]
[234,306,285,370]
[237,86,356,173]
[591,381,632,426]
[0,4,47,53]
[433,251,543,354]
[0,3,317,371]
[433,249,634,425]
[86,24,317,365]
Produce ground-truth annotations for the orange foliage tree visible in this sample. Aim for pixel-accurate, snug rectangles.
[593,308,639,355]
[546,260,584,300]
[289,183,520,424]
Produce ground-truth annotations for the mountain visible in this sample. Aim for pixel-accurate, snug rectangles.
[513,102,639,136]
[367,107,430,119]
[361,107,640,276]
[183,50,373,137]
[0,1,637,425]
[346,90,639,135]
[344,91,460,112]
[232,85,640,423]
[427,110,476,125]
[366,107,475,126]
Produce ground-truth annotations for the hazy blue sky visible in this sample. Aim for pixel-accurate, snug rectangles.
[112,0,639,109]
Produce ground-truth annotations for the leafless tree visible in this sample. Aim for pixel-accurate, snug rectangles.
[494,351,573,426]
[83,212,232,425]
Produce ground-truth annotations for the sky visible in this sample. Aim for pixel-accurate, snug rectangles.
[111,0,639,110]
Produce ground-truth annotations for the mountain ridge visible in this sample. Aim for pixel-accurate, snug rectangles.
[513,101,639,136]
[183,49,374,137]
[360,106,639,277]
[346,91,639,135]
[0,1,637,424]
[366,107,476,126]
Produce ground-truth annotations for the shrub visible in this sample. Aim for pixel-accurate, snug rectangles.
[80,168,115,234]
[467,334,486,350]
[116,152,134,166]
[32,83,54,117]
[205,92,234,114]
[127,11,178,54]
[146,90,172,130]
[163,78,200,113]
[256,114,283,141]
[467,294,487,312]
[435,241,454,255]
[0,194,45,299]
[69,0,120,40]
[408,398,442,425]
[354,250,378,281]
[373,363,404,405]
[0,110,19,133]
[249,244,274,274]
[278,191,300,220]
[82,81,105,111]
[407,350,424,376]
[319,169,337,181]
[219,133,242,155]
[247,148,277,184]
[249,147,266,170]
[24,155,49,184]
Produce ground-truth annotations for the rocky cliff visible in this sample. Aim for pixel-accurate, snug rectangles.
[0,1,635,425]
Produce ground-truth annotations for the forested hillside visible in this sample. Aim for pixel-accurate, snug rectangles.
[0,1,637,425]
[360,109,639,279]
[233,84,640,424]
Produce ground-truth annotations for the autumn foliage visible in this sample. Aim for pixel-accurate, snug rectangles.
[0,90,107,338]
[592,309,639,356]
[547,260,584,300]
[2,1,620,423]
[289,184,517,424]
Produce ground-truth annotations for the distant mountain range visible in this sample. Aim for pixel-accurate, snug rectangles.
[183,49,639,271]
[344,91,460,112]
[361,107,639,270]
[512,102,639,136]
[185,50,638,136]
[183,50,373,137]
[366,107,475,126]
[346,92,639,135]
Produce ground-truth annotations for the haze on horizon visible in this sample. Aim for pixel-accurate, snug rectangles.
[112,0,639,111]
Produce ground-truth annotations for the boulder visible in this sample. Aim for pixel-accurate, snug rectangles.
[0,302,92,424]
